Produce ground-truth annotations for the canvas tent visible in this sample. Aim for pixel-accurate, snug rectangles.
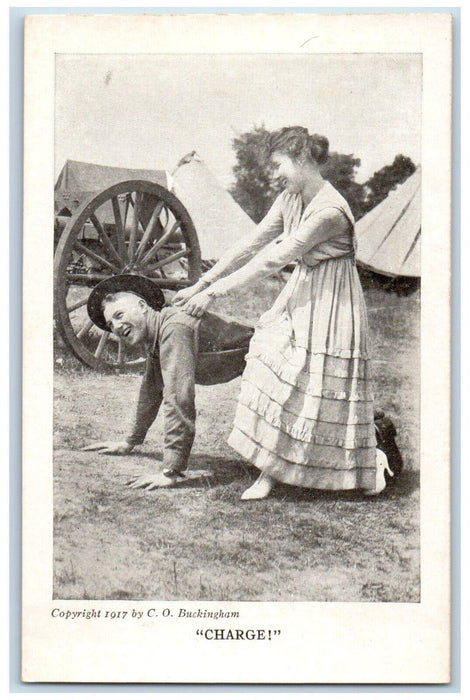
[55,160,169,215]
[355,167,421,278]
[171,156,256,260]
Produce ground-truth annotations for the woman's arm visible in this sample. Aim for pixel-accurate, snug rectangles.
[180,207,350,318]
[206,207,350,296]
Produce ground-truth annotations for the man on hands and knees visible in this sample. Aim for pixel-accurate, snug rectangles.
[83,275,253,488]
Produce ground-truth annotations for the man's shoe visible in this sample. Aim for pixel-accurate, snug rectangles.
[241,473,275,500]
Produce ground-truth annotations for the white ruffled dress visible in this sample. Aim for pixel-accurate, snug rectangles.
[203,182,377,491]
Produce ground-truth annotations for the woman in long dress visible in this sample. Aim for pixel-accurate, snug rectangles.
[173,126,391,500]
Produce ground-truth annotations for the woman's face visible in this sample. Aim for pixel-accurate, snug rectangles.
[271,152,305,194]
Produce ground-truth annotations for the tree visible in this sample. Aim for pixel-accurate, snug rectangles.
[362,155,416,214]
[320,153,365,220]
[229,126,283,223]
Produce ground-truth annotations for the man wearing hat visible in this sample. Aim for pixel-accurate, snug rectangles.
[84,274,253,487]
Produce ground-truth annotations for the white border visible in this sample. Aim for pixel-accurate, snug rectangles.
[22,12,452,683]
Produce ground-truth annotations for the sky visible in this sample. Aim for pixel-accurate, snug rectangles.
[55,53,421,187]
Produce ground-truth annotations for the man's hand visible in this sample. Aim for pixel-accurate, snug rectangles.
[126,471,186,490]
[82,440,133,455]
[172,280,208,306]
[180,291,214,318]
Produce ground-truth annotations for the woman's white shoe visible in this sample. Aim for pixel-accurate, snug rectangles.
[363,449,394,496]
[241,473,275,500]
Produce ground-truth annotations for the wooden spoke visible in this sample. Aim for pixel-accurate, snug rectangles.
[119,194,132,248]
[128,191,142,263]
[77,318,94,340]
[135,200,165,262]
[144,247,189,272]
[140,221,182,266]
[111,196,127,261]
[123,194,131,229]
[66,272,110,284]
[94,331,109,359]
[90,214,125,267]
[74,241,122,274]
[66,297,89,313]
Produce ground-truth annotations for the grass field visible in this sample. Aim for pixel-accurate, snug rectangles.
[53,277,420,601]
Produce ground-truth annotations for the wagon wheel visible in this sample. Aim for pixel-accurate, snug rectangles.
[54,180,201,370]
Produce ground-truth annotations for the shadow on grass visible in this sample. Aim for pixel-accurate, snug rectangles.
[273,470,420,503]
[136,448,420,500]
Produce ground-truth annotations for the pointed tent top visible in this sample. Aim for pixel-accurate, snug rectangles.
[171,154,256,260]
[356,167,421,278]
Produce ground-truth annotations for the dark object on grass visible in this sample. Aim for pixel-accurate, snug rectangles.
[374,410,404,484]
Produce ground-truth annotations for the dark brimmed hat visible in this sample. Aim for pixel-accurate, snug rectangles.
[87,274,165,331]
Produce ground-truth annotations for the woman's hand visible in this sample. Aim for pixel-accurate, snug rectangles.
[82,440,133,455]
[181,291,214,318]
[172,280,208,306]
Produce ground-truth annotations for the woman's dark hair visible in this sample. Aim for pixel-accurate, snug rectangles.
[268,126,329,165]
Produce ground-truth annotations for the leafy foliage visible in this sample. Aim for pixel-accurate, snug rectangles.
[229,126,283,223]
[320,152,365,220]
[362,155,417,214]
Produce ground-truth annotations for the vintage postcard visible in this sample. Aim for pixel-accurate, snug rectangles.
[22,12,452,683]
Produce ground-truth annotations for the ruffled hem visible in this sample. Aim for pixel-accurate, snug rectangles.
[244,354,374,402]
[240,377,373,427]
[229,428,377,491]
[233,406,376,467]
[249,342,372,380]
[239,386,376,447]
[241,374,373,426]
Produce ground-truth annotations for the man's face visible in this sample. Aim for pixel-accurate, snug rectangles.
[102,292,148,346]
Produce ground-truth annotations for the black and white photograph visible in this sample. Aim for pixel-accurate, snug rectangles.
[22,12,452,683]
[52,50,420,603]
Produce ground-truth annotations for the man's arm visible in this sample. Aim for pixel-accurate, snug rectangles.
[126,355,164,447]
[158,320,197,473]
